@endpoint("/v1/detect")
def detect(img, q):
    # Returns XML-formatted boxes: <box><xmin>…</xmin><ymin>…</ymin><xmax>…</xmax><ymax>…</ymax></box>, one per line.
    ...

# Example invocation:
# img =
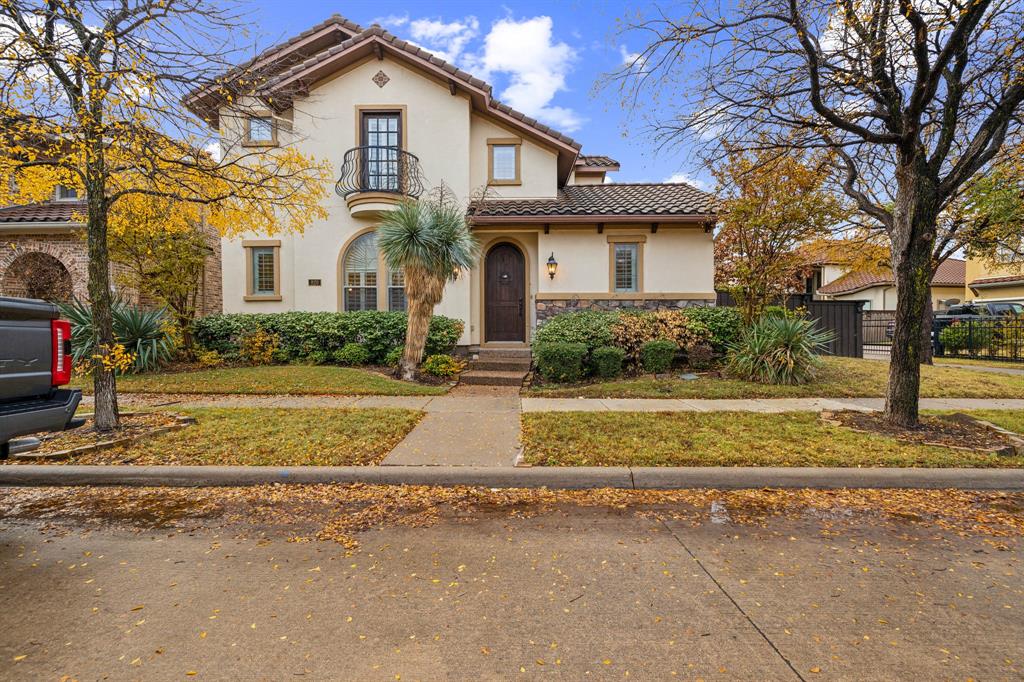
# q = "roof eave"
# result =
<box><xmin>471</xmin><ymin>213</ymin><xmax>717</xmax><ymax>225</ymax></box>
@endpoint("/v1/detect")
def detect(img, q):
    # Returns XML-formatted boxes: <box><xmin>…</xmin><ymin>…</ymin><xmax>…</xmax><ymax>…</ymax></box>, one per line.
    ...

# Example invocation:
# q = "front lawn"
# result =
<box><xmin>929</xmin><ymin>409</ymin><xmax>1024</xmax><ymax>435</ymax></box>
<box><xmin>527</xmin><ymin>356</ymin><xmax>1024</xmax><ymax>399</ymax></box>
<box><xmin>66</xmin><ymin>407</ymin><xmax>422</xmax><ymax>466</ymax></box>
<box><xmin>520</xmin><ymin>411</ymin><xmax>1024</xmax><ymax>467</ymax></box>
<box><xmin>933</xmin><ymin>357</ymin><xmax>1024</xmax><ymax>370</ymax></box>
<box><xmin>73</xmin><ymin>365</ymin><xmax>448</xmax><ymax>396</ymax></box>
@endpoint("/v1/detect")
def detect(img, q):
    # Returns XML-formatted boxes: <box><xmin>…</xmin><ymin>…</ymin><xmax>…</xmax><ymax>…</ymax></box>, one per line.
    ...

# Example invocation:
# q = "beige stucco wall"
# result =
<box><xmin>832</xmin><ymin>285</ymin><xmax>965</xmax><ymax>311</ymax></box>
<box><xmin>965</xmin><ymin>257</ymin><xmax>1024</xmax><ymax>302</ymax></box>
<box><xmin>567</xmin><ymin>170</ymin><xmax>606</xmax><ymax>185</ymax></box>
<box><xmin>469</xmin><ymin>114</ymin><xmax>558</xmax><ymax>198</ymax></box>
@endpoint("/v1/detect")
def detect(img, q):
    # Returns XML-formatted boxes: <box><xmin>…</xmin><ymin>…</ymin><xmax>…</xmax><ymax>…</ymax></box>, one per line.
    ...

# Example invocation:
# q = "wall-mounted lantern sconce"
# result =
<box><xmin>546</xmin><ymin>252</ymin><xmax>558</xmax><ymax>280</ymax></box>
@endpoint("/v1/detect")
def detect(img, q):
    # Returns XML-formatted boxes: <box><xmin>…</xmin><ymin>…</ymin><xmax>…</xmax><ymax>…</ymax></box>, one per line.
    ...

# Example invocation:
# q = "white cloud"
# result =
<box><xmin>619</xmin><ymin>45</ymin><xmax>642</xmax><ymax>67</ymax></box>
<box><xmin>664</xmin><ymin>172</ymin><xmax>710</xmax><ymax>190</ymax></box>
<box><xmin>474</xmin><ymin>16</ymin><xmax>583</xmax><ymax>132</ymax></box>
<box><xmin>204</xmin><ymin>141</ymin><xmax>222</xmax><ymax>162</ymax></box>
<box><xmin>372</xmin><ymin>14</ymin><xmax>409</xmax><ymax>28</ymax></box>
<box><xmin>402</xmin><ymin>16</ymin><xmax>480</xmax><ymax>64</ymax></box>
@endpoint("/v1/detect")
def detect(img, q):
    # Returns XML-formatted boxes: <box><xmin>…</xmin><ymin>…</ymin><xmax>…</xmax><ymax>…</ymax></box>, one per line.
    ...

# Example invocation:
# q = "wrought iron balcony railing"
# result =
<box><xmin>334</xmin><ymin>146</ymin><xmax>426</xmax><ymax>199</ymax></box>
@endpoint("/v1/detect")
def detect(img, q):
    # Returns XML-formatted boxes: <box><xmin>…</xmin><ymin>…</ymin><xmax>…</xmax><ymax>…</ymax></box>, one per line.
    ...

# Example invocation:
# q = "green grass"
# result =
<box><xmin>73</xmin><ymin>365</ymin><xmax>448</xmax><ymax>396</ymax></box>
<box><xmin>527</xmin><ymin>357</ymin><xmax>1024</xmax><ymax>399</ymax></box>
<box><xmin>521</xmin><ymin>411</ymin><xmax>1024</xmax><ymax>468</ymax></box>
<box><xmin>73</xmin><ymin>407</ymin><xmax>423</xmax><ymax>466</ymax></box>
<box><xmin>933</xmin><ymin>357</ymin><xmax>1024</xmax><ymax>370</ymax></box>
<box><xmin>926</xmin><ymin>409</ymin><xmax>1024</xmax><ymax>435</ymax></box>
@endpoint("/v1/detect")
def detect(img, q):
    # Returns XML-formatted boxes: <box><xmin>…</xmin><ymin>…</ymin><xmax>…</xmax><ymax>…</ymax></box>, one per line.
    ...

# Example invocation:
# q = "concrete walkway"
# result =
<box><xmin>94</xmin><ymin>393</ymin><xmax>1024</xmax><ymax>414</ymax></box>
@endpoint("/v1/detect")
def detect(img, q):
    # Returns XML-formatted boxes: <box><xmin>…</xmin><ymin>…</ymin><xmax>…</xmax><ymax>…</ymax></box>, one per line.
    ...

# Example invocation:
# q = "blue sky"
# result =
<box><xmin>247</xmin><ymin>0</ymin><xmax>710</xmax><ymax>188</ymax></box>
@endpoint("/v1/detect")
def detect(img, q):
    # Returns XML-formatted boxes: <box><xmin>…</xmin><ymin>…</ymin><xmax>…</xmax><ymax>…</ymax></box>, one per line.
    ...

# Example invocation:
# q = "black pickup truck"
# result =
<box><xmin>0</xmin><ymin>296</ymin><xmax>82</xmax><ymax>457</ymax></box>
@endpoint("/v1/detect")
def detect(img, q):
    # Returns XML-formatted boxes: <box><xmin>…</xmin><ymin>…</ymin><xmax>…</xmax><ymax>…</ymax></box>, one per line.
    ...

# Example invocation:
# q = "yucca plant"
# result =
<box><xmin>378</xmin><ymin>189</ymin><xmax>479</xmax><ymax>381</ymax></box>
<box><xmin>726</xmin><ymin>315</ymin><xmax>835</xmax><ymax>385</ymax></box>
<box><xmin>59</xmin><ymin>298</ymin><xmax>175</xmax><ymax>373</ymax></box>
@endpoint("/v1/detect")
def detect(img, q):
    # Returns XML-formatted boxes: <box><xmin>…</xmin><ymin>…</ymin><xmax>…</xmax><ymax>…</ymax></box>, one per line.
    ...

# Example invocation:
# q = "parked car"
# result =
<box><xmin>884</xmin><ymin>301</ymin><xmax>1024</xmax><ymax>340</ymax></box>
<box><xmin>1</xmin><ymin>296</ymin><xmax>83</xmax><ymax>457</ymax></box>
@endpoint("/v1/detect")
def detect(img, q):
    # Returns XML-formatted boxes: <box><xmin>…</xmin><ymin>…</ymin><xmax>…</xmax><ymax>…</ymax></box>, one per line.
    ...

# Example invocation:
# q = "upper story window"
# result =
<box><xmin>246</xmin><ymin>115</ymin><xmax>276</xmax><ymax>145</ymax></box>
<box><xmin>360</xmin><ymin>110</ymin><xmax>402</xmax><ymax>192</ymax></box>
<box><xmin>488</xmin><ymin>138</ymin><xmax>521</xmax><ymax>185</ymax></box>
<box><xmin>55</xmin><ymin>185</ymin><xmax>79</xmax><ymax>201</ymax></box>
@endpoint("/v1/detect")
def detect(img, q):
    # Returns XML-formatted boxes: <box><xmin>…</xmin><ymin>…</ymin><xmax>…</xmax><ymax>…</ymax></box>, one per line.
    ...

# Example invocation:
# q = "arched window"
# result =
<box><xmin>343</xmin><ymin>232</ymin><xmax>378</xmax><ymax>311</ymax></box>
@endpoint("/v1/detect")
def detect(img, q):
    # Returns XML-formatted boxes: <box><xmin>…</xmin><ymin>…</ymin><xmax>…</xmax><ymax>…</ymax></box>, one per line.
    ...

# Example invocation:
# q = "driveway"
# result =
<box><xmin>1</xmin><ymin>487</ymin><xmax>1021</xmax><ymax>680</ymax></box>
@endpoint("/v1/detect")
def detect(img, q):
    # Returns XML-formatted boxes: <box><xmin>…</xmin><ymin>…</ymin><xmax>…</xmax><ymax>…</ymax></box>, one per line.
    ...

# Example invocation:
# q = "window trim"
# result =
<box><xmin>338</xmin><ymin>228</ymin><xmax>406</xmax><ymax>312</ymax></box>
<box><xmin>607</xmin><ymin>234</ymin><xmax>646</xmax><ymax>293</ymax></box>
<box><xmin>243</xmin><ymin>112</ymin><xmax>278</xmax><ymax>147</ymax></box>
<box><xmin>243</xmin><ymin>239</ymin><xmax>282</xmax><ymax>301</ymax></box>
<box><xmin>54</xmin><ymin>185</ymin><xmax>80</xmax><ymax>202</ymax></box>
<box><xmin>487</xmin><ymin>137</ymin><xmax>522</xmax><ymax>186</ymax></box>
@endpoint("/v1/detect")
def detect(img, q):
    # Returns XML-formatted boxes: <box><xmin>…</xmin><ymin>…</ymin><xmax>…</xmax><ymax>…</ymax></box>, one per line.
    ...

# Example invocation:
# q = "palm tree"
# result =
<box><xmin>378</xmin><ymin>189</ymin><xmax>479</xmax><ymax>381</ymax></box>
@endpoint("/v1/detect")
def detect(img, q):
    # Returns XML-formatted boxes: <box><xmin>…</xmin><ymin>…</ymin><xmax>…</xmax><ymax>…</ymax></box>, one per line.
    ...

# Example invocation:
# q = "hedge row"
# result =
<box><xmin>193</xmin><ymin>311</ymin><xmax>463</xmax><ymax>364</ymax></box>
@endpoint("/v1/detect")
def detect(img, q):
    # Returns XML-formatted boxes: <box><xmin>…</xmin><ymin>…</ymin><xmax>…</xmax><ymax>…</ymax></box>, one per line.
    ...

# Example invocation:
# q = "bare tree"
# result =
<box><xmin>609</xmin><ymin>0</ymin><xmax>1024</xmax><ymax>426</ymax></box>
<box><xmin>0</xmin><ymin>1</ymin><xmax>330</xmax><ymax>430</ymax></box>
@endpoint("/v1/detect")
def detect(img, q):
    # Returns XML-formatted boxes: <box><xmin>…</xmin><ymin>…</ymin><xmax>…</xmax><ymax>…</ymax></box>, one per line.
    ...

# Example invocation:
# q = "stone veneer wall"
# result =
<box><xmin>535</xmin><ymin>296</ymin><xmax>715</xmax><ymax>325</ymax></box>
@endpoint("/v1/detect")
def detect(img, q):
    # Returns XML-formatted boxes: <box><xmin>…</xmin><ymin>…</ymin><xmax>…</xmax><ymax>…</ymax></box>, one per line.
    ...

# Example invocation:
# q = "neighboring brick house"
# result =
<box><xmin>0</xmin><ymin>189</ymin><xmax>222</xmax><ymax>315</ymax></box>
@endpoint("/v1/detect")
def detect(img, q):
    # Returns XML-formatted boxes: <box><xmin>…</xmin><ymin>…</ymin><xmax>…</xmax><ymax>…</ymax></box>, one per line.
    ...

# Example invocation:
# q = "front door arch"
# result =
<box><xmin>484</xmin><ymin>243</ymin><xmax>526</xmax><ymax>342</ymax></box>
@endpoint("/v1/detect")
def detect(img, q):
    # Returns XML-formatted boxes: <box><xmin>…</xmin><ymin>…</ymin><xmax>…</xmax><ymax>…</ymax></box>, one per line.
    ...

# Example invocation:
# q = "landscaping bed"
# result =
<box><xmin>527</xmin><ymin>356</ymin><xmax>1024</xmax><ymax>399</ymax></box>
<box><xmin>10</xmin><ymin>407</ymin><xmax>422</xmax><ymax>466</ymax></box>
<box><xmin>520</xmin><ymin>411</ymin><xmax>1024</xmax><ymax>468</ymax></box>
<box><xmin>823</xmin><ymin>411</ymin><xmax>1024</xmax><ymax>455</ymax></box>
<box><xmin>72</xmin><ymin>365</ymin><xmax>448</xmax><ymax>396</ymax></box>
<box><xmin>4</xmin><ymin>412</ymin><xmax>191</xmax><ymax>462</ymax></box>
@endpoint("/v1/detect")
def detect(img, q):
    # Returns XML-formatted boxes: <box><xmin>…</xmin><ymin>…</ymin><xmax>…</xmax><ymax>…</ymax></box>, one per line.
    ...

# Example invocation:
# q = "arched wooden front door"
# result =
<box><xmin>484</xmin><ymin>243</ymin><xmax>526</xmax><ymax>342</ymax></box>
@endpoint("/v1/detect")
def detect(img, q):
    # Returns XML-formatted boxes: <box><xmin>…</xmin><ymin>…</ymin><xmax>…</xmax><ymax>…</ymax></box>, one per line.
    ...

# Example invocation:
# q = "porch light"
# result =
<box><xmin>546</xmin><ymin>252</ymin><xmax>558</xmax><ymax>279</ymax></box>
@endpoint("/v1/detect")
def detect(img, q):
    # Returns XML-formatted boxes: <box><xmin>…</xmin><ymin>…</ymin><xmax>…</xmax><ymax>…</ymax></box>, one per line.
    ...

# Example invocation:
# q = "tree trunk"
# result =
<box><xmin>884</xmin><ymin>162</ymin><xmax>939</xmax><ymax>428</ymax></box>
<box><xmin>85</xmin><ymin>166</ymin><xmax>119</xmax><ymax>431</ymax></box>
<box><xmin>400</xmin><ymin>294</ymin><xmax>434</xmax><ymax>381</ymax></box>
<box><xmin>920</xmin><ymin>295</ymin><xmax>934</xmax><ymax>365</ymax></box>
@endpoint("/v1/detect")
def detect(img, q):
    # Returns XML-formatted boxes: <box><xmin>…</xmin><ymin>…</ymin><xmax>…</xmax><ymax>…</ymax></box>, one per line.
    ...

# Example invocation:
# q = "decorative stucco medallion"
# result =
<box><xmin>372</xmin><ymin>70</ymin><xmax>390</xmax><ymax>88</ymax></box>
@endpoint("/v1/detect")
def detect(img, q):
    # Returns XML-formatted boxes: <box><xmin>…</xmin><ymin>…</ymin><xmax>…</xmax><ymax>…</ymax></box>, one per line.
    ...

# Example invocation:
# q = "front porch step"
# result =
<box><xmin>459</xmin><ymin>370</ymin><xmax>528</xmax><ymax>387</ymax></box>
<box><xmin>467</xmin><ymin>358</ymin><xmax>532</xmax><ymax>372</ymax></box>
<box><xmin>473</xmin><ymin>347</ymin><xmax>532</xmax><ymax>359</ymax></box>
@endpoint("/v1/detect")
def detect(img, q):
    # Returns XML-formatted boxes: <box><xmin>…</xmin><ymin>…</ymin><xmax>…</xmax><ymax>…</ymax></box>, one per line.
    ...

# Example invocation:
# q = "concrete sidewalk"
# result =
<box><xmin>2</xmin><ymin>464</ymin><xmax>1023</xmax><ymax>490</ymax></box>
<box><xmin>90</xmin><ymin>393</ymin><xmax>1024</xmax><ymax>413</ymax></box>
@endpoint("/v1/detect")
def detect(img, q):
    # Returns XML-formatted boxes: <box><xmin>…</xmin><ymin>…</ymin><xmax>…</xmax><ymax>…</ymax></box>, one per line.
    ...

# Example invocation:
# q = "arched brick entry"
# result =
<box><xmin>0</xmin><ymin>242</ymin><xmax>86</xmax><ymax>301</ymax></box>
<box><xmin>1</xmin><ymin>252</ymin><xmax>74</xmax><ymax>302</ymax></box>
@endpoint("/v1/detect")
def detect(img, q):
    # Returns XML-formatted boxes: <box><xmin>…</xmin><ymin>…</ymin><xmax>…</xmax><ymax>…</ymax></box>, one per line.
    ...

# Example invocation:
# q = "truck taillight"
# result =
<box><xmin>51</xmin><ymin>319</ymin><xmax>72</xmax><ymax>386</ymax></box>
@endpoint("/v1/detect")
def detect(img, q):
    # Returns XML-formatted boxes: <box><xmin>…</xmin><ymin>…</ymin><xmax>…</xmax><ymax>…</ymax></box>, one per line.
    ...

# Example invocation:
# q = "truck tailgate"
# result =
<box><xmin>0</xmin><ymin>297</ymin><xmax>58</xmax><ymax>401</ymax></box>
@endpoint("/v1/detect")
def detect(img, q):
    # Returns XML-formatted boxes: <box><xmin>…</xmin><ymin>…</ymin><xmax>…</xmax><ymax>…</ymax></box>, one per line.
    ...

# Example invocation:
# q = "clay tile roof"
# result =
<box><xmin>472</xmin><ymin>182</ymin><xmax>719</xmax><ymax>221</ymax></box>
<box><xmin>576</xmin><ymin>155</ymin><xmax>620</xmax><ymax>168</ymax></box>
<box><xmin>260</xmin><ymin>25</ymin><xmax>582</xmax><ymax>151</ymax></box>
<box><xmin>818</xmin><ymin>258</ymin><xmax>966</xmax><ymax>295</ymax></box>
<box><xmin>969</xmin><ymin>274</ymin><xmax>1024</xmax><ymax>286</ymax></box>
<box><xmin>0</xmin><ymin>201</ymin><xmax>86</xmax><ymax>224</ymax></box>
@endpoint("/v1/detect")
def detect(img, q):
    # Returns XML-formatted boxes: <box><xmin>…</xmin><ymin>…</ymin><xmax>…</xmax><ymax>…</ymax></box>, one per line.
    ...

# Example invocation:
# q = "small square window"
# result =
<box><xmin>56</xmin><ymin>185</ymin><xmax>79</xmax><ymax>201</ymax></box>
<box><xmin>248</xmin><ymin>116</ymin><xmax>274</xmax><ymax>143</ymax></box>
<box><xmin>490</xmin><ymin>144</ymin><xmax>519</xmax><ymax>183</ymax></box>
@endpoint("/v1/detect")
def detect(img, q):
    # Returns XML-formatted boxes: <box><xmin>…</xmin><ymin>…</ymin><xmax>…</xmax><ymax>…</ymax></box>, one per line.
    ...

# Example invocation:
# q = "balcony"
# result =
<box><xmin>335</xmin><ymin>146</ymin><xmax>426</xmax><ymax>218</ymax></box>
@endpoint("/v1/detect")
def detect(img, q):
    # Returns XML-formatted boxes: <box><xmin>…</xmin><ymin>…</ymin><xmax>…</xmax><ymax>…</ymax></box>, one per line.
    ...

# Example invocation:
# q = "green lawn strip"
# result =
<box><xmin>72</xmin><ymin>365</ymin><xmax>447</xmax><ymax>396</ymax></box>
<box><xmin>73</xmin><ymin>407</ymin><xmax>423</xmax><ymax>466</ymax></box>
<box><xmin>520</xmin><ymin>411</ymin><xmax>1024</xmax><ymax>468</ymax></box>
<box><xmin>924</xmin><ymin>409</ymin><xmax>1024</xmax><ymax>435</ymax></box>
<box><xmin>527</xmin><ymin>357</ymin><xmax>1024</xmax><ymax>399</ymax></box>
<box><xmin>933</xmin><ymin>357</ymin><xmax>1024</xmax><ymax>370</ymax></box>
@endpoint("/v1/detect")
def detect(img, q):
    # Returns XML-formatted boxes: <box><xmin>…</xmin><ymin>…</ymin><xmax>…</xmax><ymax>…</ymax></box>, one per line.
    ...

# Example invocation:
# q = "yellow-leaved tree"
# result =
<box><xmin>0</xmin><ymin>1</ymin><xmax>331</xmax><ymax>430</ymax></box>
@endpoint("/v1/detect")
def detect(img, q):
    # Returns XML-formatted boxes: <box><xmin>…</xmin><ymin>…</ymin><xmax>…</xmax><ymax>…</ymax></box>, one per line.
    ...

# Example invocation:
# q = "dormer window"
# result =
<box><xmin>246</xmin><ymin>115</ymin><xmax>276</xmax><ymax>145</ymax></box>
<box><xmin>488</xmin><ymin>138</ymin><xmax>521</xmax><ymax>185</ymax></box>
<box><xmin>55</xmin><ymin>185</ymin><xmax>79</xmax><ymax>201</ymax></box>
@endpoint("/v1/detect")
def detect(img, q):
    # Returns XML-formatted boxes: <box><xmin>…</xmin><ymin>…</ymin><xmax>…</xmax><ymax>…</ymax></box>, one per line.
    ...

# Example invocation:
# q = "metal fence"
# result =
<box><xmin>862</xmin><ymin>314</ymin><xmax>1024</xmax><ymax>362</ymax></box>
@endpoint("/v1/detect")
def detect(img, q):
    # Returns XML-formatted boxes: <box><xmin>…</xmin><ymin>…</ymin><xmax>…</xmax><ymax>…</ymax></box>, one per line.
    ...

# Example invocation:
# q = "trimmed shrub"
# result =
<box><xmin>333</xmin><ymin>343</ymin><xmax>370</xmax><ymax>366</ymax></box>
<box><xmin>534</xmin><ymin>310</ymin><xmax>617</xmax><ymax>353</ymax></box>
<box><xmin>60</xmin><ymin>298</ymin><xmax>174</xmax><ymax>374</ymax></box>
<box><xmin>591</xmin><ymin>346</ymin><xmax>625</xmax><ymax>378</ymax></box>
<box><xmin>238</xmin><ymin>328</ymin><xmax>279</xmax><ymax>365</ymax></box>
<box><xmin>611</xmin><ymin>310</ymin><xmax>660</xmax><ymax>367</ymax></box>
<box><xmin>640</xmin><ymin>339</ymin><xmax>677</xmax><ymax>374</ymax></box>
<box><xmin>196</xmin><ymin>349</ymin><xmax>224</xmax><ymax>368</ymax></box>
<box><xmin>421</xmin><ymin>354</ymin><xmax>466</xmax><ymax>378</ymax></box>
<box><xmin>304</xmin><ymin>350</ymin><xmax>331</xmax><ymax>365</ymax></box>
<box><xmin>939</xmin><ymin>320</ymin><xmax>994</xmax><ymax>354</ymax></box>
<box><xmin>682</xmin><ymin>306</ymin><xmax>742</xmax><ymax>352</ymax></box>
<box><xmin>534</xmin><ymin>342</ymin><xmax>588</xmax><ymax>383</ymax></box>
<box><xmin>726</xmin><ymin>316</ymin><xmax>834</xmax><ymax>385</ymax></box>
<box><xmin>384</xmin><ymin>347</ymin><xmax>403</xmax><ymax>367</ymax></box>
<box><xmin>192</xmin><ymin>311</ymin><xmax>463</xmax><ymax>363</ymax></box>
<box><xmin>685</xmin><ymin>342</ymin><xmax>715</xmax><ymax>371</ymax></box>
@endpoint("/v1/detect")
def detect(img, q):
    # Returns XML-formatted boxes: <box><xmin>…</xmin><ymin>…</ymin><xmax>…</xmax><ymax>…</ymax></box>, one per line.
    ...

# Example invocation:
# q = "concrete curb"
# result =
<box><xmin>1</xmin><ymin>465</ymin><xmax>1023</xmax><ymax>490</ymax></box>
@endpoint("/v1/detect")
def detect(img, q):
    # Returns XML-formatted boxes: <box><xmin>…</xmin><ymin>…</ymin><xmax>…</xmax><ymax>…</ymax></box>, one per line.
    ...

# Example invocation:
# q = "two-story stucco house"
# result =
<box><xmin>187</xmin><ymin>15</ymin><xmax>717</xmax><ymax>350</ymax></box>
